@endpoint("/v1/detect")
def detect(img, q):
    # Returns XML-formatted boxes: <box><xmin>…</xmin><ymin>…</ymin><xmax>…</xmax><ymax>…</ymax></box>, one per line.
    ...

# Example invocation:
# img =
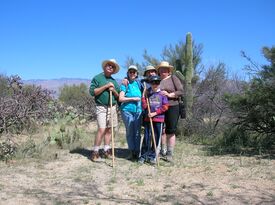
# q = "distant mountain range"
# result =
<box><xmin>23</xmin><ymin>78</ymin><xmax>91</xmax><ymax>97</ymax></box>
<box><xmin>23</xmin><ymin>77</ymin><xmax>122</xmax><ymax>98</ymax></box>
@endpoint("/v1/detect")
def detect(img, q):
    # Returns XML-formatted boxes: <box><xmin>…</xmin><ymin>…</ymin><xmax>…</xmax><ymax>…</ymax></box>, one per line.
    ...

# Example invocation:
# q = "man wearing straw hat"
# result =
<box><xmin>89</xmin><ymin>59</ymin><xmax>120</xmax><ymax>162</ymax></box>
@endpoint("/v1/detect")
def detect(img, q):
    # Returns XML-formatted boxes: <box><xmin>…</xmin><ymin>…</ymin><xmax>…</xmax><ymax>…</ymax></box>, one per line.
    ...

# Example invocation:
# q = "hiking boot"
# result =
<box><xmin>133</xmin><ymin>152</ymin><xmax>139</xmax><ymax>160</ymax></box>
<box><xmin>166</xmin><ymin>154</ymin><xmax>174</xmax><ymax>163</ymax></box>
<box><xmin>149</xmin><ymin>158</ymin><xmax>156</xmax><ymax>165</ymax></box>
<box><xmin>126</xmin><ymin>151</ymin><xmax>133</xmax><ymax>160</ymax></box>
<box><xmin>160</xmin><ymin>151</ymin><xmax>167</xmax><ymax>160</ymax></box>
<box><xmin>160</xmin><ymin>149</ymin><xmax>167</xmax><ymax>157</ymax></box>
<box><xmin>90</xmin><ymin>151</ymin><xmax>100</xmax><ymax>162</ymax></box>
<box><xmin>103</xmin><ymin>149</ymin><xmax>112</xmax><ymax>159</ymax></box>
<box><xmin>138</xmin><ymin>157</ymin><xmax>145</xmax><ymax>164</ymax></box>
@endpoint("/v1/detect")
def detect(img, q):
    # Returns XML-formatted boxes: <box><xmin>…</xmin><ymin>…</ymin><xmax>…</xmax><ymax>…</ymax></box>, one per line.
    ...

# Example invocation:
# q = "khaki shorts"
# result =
<box><xmin>96</xmin><ymin>105</ymin><xmax>118</xmax><ymax>128</ymax></box>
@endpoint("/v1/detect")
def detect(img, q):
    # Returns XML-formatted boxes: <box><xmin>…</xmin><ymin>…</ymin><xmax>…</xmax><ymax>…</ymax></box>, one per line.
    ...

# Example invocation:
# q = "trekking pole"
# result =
<box><xmin>144</xmin><ymin>84</ymin><xmax>159</xmax><ymax>166</ymax></box>
<box><xmin>139</xmin><ymin>134</ymin><xmax>144</xmax><ymax>158</ymax></box>
<box><xmin>110</xmin><ymin>90</ymin><xmax>115</xmax><ymax>167</ymax></box>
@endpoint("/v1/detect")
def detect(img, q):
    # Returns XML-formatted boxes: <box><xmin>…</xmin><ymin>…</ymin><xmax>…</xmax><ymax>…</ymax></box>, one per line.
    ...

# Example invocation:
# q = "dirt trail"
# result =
<box><xmin>0</xmin><ymin>144</ymin><xmax>275</xmax><ymax>205</ymax></box>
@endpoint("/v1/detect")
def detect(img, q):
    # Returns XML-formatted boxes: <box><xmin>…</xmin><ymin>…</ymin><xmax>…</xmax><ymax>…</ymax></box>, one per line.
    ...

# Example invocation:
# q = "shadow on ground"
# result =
<box><xmin>69</xmin><ymin>147</ymin><xmax>131</xmax><ymax>160</ymax></box>
<box><xmin>202</xmin><ymin>145</ymin><xmax>275</xmax><ymax>160</ymax></box>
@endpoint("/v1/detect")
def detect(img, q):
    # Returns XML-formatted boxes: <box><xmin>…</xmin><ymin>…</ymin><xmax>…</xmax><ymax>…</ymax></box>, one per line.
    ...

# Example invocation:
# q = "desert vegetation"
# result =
<box><xmin>1</xmin><ymin>40</ymin><xmax>274</xmax><ymax>161</ymax></box>
<box><xmin>0</xmin><ymin>37</ymin><xmax>274</xmax><ymax>204</ymax></box>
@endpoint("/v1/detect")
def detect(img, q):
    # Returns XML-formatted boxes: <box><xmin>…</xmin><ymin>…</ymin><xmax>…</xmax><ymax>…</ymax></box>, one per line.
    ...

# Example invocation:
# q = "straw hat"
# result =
<box><xmin>102</xmin><ymin>59</ymin><xmax>120</xmax><ymax>74</ymax></box>
<box><xmin>156</xmin><ymin>61</ymin><xmax>174</xmax><ymax>72</ymax></box>
<box><xmin>143</xmin><ymin>65</ymin><xmax>157</xmax><ymax>76</ymax></box>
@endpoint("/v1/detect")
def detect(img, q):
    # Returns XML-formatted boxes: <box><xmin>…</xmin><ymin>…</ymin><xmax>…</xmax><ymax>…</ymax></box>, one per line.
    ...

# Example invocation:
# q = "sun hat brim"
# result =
<box><xmin>156</xmin><ymin>65</ymin><xmax>174</xmax><ymax>71</ymax></box>
<box><xmin>156</xmin><ymin>61</ymin><xmax>174</xmax><ymax>72</ymax></box>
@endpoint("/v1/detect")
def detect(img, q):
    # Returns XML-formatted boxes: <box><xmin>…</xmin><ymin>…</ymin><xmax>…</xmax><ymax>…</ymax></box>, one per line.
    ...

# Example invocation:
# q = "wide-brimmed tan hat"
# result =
<box><xmin>102</xmin><ymin>59</ymin><xmax>120</xmax><ymax>74</ymax></box>
<box><xmin>143</xmin><ymin>65</ymin><xmax>157</xmax><ymax>76</ymax></box>
<box><xmin>156</xmin><ymin>61</ymin><xmax>174</xmax><ymax>72</ymax></box>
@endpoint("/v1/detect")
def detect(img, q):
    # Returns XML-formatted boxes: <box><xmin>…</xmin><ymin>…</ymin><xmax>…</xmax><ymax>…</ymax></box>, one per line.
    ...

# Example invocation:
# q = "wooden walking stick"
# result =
<box><xmin>144</xmin><ymin>83</ymin><xmax>159</xmax><ymax>166</ymax></box>
<box><xmin>139</xmin><ymin>134</ymin><xmax>144</xmax><ymax>158</ymax></box>
<box><xmin>110</xmin><ymin>90</ymin><xmax>115</xmax><ymax>167</ymax></box>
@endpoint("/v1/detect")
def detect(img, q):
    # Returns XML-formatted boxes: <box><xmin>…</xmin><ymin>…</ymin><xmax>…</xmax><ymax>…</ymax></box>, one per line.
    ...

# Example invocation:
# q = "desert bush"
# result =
<box><xmin>0</xmin><ymin>75</ymin><xmax>56</xmax><ymax>134</ymax></box>
<box><xmin>59</xmin><ymin>83</ymin><xmax>96</xmax><ymax>120</ymax></box>
<box><xmin>0</xmin><ymin>138</ymin><xmax>17</xmax><ymax>161</ymax></box>
<box><xmin>16</xmin><ymin>137</ymin><xmax>37</xmax><ymax>158</ymax></box>
<box><xmin>178</xmin><ymin>63</ymin><xmax>242</xmax><ymax>141</ymax></box>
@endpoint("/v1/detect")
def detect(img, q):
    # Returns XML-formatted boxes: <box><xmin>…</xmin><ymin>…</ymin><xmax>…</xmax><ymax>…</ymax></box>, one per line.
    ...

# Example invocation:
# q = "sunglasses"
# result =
<box><xmin>128</xmin><ymin>70</ymin><xmax>137</xmax><ymax>74</ymax></box>
<box><xmin>151</xmin><ymin>81</ymin><xmax>160</xmax><ymax>85</ymax></box>
<box><xmin>106</xmin><ymin>64</ymin><xmax>115</xmax><ymax>69</ymax></box>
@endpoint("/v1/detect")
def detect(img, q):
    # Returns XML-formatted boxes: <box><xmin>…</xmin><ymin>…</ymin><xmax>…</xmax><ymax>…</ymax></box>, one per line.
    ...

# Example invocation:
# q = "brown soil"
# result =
<box><xmin>0</xmin><ymin>124</ymin><xmax>274</xmax><ymax>205</ymax></box>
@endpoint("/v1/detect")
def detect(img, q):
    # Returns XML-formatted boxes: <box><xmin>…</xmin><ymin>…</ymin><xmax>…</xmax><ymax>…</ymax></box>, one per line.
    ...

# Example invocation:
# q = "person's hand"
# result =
<box><xmin>132</xmin><ymin>97</ymin><xmax>141</xmax><ymax>102</ymax></box>
<box><xmin>108</xmin><ymin>86</ymin><xmax>115</xmax><ymax>92</ymax></box>
<box><xmin>148</xmin><ymin>112</ymin><xmax>157</xmax><ymax>118</ymax></box>
<box><xmin>122</xmin><ymin>78</ymin><xmax>129</xmax><ymax>86</ymax></box>
<box><xmin>106</xmin><ymin>82</ymin><xmax>114</xmax><ymax>89</ymax></box>
<box><xmin>160</xmin><ymin>90</ymin><xmax>169</xmax><ymax>96</ymax></box>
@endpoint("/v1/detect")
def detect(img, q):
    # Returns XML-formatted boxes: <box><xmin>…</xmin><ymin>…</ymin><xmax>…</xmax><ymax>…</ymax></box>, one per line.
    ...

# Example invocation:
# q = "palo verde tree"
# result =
<box><xmin>124</xmin><ymin>33</ymin><xmax>203</xmax><ymax>80</ymax></box>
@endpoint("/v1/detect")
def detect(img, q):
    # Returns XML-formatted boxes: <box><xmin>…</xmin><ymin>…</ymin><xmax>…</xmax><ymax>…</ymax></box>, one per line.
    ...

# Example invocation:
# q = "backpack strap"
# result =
<box><xmin>171</xmin><ymin>75</ymin><xmax>184</xmax><ymax>101</ymax></box>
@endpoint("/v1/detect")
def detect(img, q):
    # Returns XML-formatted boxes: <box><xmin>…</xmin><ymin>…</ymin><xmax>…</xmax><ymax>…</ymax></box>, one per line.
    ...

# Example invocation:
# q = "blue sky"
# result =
<box><xmin>0</xmin><ymin>0</ymin><xmax>274</xmax><ymax>80</ymax></box>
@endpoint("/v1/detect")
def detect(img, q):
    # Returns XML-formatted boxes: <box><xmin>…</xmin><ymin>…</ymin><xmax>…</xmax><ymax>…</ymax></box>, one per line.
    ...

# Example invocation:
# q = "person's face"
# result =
<box><xmin>104</xmin><ymin>63</ymin><xmax>115</xmax><ymax>76</ymax></box>
<box><xmin>158</xmin><ymin>67</ymin><xmax>170</xmax><ymax>79</ymax></box>
<box><xmin>150</xmin><ymin>80</ymin><xmax>160</xmax><ymax>91</ymax></box>
<box><xmin>128</xmin><ymin>69</ymin><xmax>137</xmax><ymax>80</ymax></box>
<box><xmin>146</xmin><ymin>70</ymin><xmax>157</xmax><ymax>77</ymax></box>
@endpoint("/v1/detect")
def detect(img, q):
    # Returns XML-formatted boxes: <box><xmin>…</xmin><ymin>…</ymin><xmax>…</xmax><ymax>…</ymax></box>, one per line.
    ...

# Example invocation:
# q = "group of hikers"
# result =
<box><xmin>89</xmin><ymin>59</ymin><xmax>184</xmax><ymax>165</ymax></box>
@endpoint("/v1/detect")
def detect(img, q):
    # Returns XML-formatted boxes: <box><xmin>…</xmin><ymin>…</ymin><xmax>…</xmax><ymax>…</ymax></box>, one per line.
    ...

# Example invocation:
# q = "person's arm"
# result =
<box><xmin>141</xmin><ymin>96</ymin><xmax>147</xmax><ymax>110</ymax></box>
<box><xmin>174</xmin><ymin>76</ymin><xmax>184</xmax><ymax>97</ymax></box>
<box><xmin>121</xmin><ymin>78</ymin><xmax>129</xmax><ymax>86</ymax></box>
<box><xmin>161</xmin><ymin>90</ymin><xmax>177</xmax><ymax>99</ymax></box>
<box><xmin>161</xmin><ymin>75</ymin><xmax>183</xmax><ymax>99</ymax></box>
<box><xmin>149</xmin><ymin>95</ymin><xmax>169</xmax><ymax>118</ymax></box>
<box><xmin>94</xmin><ymin>82</ymin><xmax>113</xmax><ymax>96</ymax></box>
<box><xmin>119</xmin><ymin>91</ymin><xmax>140</xmax><ymax>102</ymax></box>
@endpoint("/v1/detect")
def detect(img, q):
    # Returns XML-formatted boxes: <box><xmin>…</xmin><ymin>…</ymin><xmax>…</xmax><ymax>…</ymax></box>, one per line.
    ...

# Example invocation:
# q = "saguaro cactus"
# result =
<box><xmin>175</xmin><ymin>59</ymin><xmax>185</xmax><ymax>83</ymax></box>
<box><xmin>185</xmin><ymin>32</ymin><xmax>194</xmax><ymax>119</ymax></box>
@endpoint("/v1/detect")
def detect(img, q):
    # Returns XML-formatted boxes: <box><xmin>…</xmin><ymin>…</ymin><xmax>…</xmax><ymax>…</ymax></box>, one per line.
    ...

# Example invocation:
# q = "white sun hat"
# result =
<box><xmin>102</xmin><ymin>59</ymin><xmax>120</xmax><ymax>74</ymax></box>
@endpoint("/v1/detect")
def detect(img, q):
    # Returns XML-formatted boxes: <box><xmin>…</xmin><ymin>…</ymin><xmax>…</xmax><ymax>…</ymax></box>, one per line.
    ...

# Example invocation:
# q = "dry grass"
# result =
<box><xmin>0</xmin><ymin>121</ymin><xmax>275</xmax><ymax>205</ymax></box>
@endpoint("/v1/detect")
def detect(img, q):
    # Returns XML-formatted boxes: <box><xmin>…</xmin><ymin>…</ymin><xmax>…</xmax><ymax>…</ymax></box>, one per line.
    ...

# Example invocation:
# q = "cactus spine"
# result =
<box><xmin>185</xmin><ymin>32</ymin><xmax>193</xmax><ymax>119</ymax></box>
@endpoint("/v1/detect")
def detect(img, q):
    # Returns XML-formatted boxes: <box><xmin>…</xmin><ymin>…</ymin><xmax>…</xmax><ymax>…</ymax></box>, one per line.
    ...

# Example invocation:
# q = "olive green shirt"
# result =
<box><xmin>90</xmin><ymin>72</ymin><xmax>120</xmax><ymax>106</ymax></box>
